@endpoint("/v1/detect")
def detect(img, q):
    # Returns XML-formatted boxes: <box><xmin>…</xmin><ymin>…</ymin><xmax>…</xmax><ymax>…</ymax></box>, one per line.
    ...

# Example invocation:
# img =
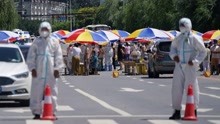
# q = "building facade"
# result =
<box><xmin>15</xmin><ymin>0</ymin><xmax>68</xmax><ymax>20</ymax></box>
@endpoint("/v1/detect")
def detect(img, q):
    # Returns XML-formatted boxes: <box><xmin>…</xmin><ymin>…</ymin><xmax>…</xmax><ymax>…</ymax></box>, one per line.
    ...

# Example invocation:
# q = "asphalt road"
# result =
<box><xmin>0</xmin><ymin>71</ymin><xmax>220</xmax><ymax>124</ymax></box>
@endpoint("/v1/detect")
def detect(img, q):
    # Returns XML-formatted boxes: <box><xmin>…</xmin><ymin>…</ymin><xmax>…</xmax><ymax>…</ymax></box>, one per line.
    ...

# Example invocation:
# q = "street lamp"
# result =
<box><xmin>69</xmin><ymin>0</ymin><xmax>72</xmax><ymax>31</ymax></box>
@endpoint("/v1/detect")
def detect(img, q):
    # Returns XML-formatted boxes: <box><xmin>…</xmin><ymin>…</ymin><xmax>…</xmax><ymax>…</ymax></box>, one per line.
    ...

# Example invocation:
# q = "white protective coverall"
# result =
<box><xmin>105</xmin><ymin>43</ymin><xmax>113</xmax><ymax>71</ymax></box>
<box><xmin>27</xmin><ymin>22</ymin><xmax>64</xmax><ymax>115</ymax></box>
<box><xmin>169</xmin><ymin>18</ymin><xmax>206</xmax><ymax>110</ymax></box>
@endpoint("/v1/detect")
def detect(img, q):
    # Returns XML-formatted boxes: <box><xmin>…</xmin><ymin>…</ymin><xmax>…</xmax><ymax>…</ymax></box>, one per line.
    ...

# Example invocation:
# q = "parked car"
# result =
<box><xmin>19</xmin><ymin>44</ymin><xmax>31</xmax><ymax>60</ymax></box>
<box><xmin>147</xmin><ymin>40</ymin><xmax>175</xmax><ymax>78</ymax></box>
<box><xmin>0</xmin><ymin>44</ymin><xmax>31</xmax><ymax>106</ymax></box>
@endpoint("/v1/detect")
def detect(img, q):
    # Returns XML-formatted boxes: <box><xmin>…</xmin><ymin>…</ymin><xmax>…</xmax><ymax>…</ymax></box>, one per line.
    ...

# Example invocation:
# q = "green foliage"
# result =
<box><xmin>52</xmin><ymin>21</ymin><xmax>70</xmax><ymax>31</ymax></box>
<box><xmin>18</xmin><ymin>19</ymin><xmax>41</xmax><ymax>35</ymax></box>
<box><xmin>94</xmin><ymin>0</ymin><xmax>220</xmax><ymax>32</ymax></box>
<box><xmin>0</xmin><ymin>0</ymin><xmax>19</xmax><ymax>30</ymax></box>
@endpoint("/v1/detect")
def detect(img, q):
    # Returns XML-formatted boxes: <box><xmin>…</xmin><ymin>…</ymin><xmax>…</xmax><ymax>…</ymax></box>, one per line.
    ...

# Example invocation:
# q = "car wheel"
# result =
<box><xmin>18</xmin><ymin>100</ymin><xmax>30</xmax><ymax>107</ymax></box>
<box><xmin>148</xmin><ymin>69</ymin><xmax>154</xmax><ymax>78</ymax></box>
<box><xmin>154</xmin><ymin>72</ymin><xmax>159</xmax><ymax>78</ymax></box>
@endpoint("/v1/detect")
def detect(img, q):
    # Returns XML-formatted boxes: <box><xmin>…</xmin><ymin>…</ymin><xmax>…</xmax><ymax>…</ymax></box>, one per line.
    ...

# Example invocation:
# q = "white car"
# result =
<box><xmin>0</xmin><ymin>44</ymin><xmax>31</xmax><ymax>106</ymax></box>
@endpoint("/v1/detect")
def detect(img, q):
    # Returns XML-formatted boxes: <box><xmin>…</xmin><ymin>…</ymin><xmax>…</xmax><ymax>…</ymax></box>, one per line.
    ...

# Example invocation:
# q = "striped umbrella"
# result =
<box><xmin>192</xmin><ymin>30</ymin><xmax>203</xmax><ymax>36</ymax></box>
<box><xmin>0</xmin><ymin>31</ymin><xmax>19</xmax><ymax>42</ymax></box>
<box><xmin>64</xmin><ymin>29</ymin><xmax>92</xmax><ymax>43</ymax></box>
<box><xmin>75</xmin><ymin>31</ymin><xmax>109</xmax><ymax>45</ymax></box>
<box><xmin>96</xmin><ymin>30</ymin><xmax>119</xmax><ymax>42</ymax></box>
<box><xmin>202</xmin><ymin>30</ymin><xmax>220</xmax><ymax>41</ymax></box>
<box><xmin>168</xmin><ymin>30</ymin><xmax>180</xmax><ymax>37</ymax></box>
<box><xmin>111</xmin><ymin>30</ymin><xmax>130</xmax><ymax>38</ymax></box>
<box><xmin>126</xmin><ymin>28</ymin><xmax>172</xmax><ymax>41</ymax></box>
<box><xmin>52</xmin><ymin>30</ymin><xmax>70</xmax><ymax>40</ymax></box>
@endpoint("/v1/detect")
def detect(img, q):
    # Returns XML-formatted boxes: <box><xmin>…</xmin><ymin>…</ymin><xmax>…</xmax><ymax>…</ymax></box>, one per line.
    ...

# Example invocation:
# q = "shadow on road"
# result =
<box><xmin>0</xmin><ymin>118</ymin><xmax>28</xmax><ymax>122</ymax></box>
<box><xmin>0</xmin><ymin>102</ymin><xmax>28</xmax><ymax>108</ymax></box>
<box><xmin>141</xmin><ymin>76</ymin><xmax>173</xmax><ymax>79</ymax></box>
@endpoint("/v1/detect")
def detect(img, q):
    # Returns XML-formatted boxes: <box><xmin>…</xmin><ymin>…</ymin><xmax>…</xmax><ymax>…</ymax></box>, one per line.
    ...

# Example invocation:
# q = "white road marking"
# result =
<box><xmin>4</xmin><ymin>105</ymin><xmax>74</xmax><ymax>113</ymax></box>
<box><xmin>132</xmin><ymin>77</ymin><xmax>137</xmax><ymax>79</ymax></box>
<box><xmin>62</xmin><ymin>80</ymin><xmax>67</xmax><ymax>83</ymax></box>
<box><xmin>69</xmin><ymin>85</ymin><xmax>75</xmax><ymax>88</ymax></box>
<box><xmin>200</xmin><ymin>92</ymin><xmax>220</xmax><ymax>99</ymax></box>
<box><xmin>75</xmin><ymin>89</ymin><xmax>132</xmax><ymax>116</ymax></box>
<box><xmin>206</xmin><ymin>87</ymin><xmax>220</xmax><ymax>90</ymax></box>
<box><xmin>159</xmin><ymin>84</ymin><xmax>166</xmax><ymax>87</ymax></box>
<box><xmin>126</xmin><ymin>76</ymin><xmax>131</xmax><ymax>77</ymax></box>
<box><xmin>181</xmin><ymin>105</ymin><xmax>213</xmax><ymax>112</ymax></box>
<box><xmin>88</xmin><ymin>119</ymin><xmax>118</xmax><ymax>124</ymax></box>
<box><xmin>26</xmin><ymin>120</ymin><xmax>53</xmax><ymax>124</ymax></box>
<box><xmin>65</xmin><ymin>83</ymin><xmax>70</xmax><ymax>85</ymax></box>
<box><xmin>147</xmin><ymin>81</ymin><xmax>154</xmax><ymax>84</ymax></box>
<box><xmin>1</xmin><ymin>114</ymin><xmax>220</xmax><ymax>119</ymax></box>
<box><xmin>148</xmin><ymin>120</ymin><xmax>180</xmax><ymax>124</ymax></box>
<box><xmin>120</xmin><ymin>88</ymin><xmax>144</xmax><ymax>92</ymax></box>
<box><xmin>4</xmin><ymin>108</ymin><xmax>30</xmax><ymax>113</ymax></box>
<box><xmin>139</xmin><ymin>79</ymin><xmax>144</xmax><ymax>82</ymax></box>
<box><xmin>209</xmin><ymin>120</ymin><xmax>220</xmax><ymax>124</ymax></box>
<box><xmin>57</xmin><ymin>105</ymin><xmax>74</xmax><ymax>111</ymax></box>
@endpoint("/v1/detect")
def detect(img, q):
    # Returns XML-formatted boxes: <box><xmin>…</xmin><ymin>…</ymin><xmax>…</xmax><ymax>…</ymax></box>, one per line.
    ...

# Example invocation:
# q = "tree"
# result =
<box><xmin>18</xmin><ymin>19</ymin><xmax>42</xmax><ymax>35</ymax></box>
<box><xmin>52</xmin><ymin>21</ymin><xmax>70</xmax><ymax>31</ymax></box>
<box><xmin>0</xmin><ymin>0</ymin><xmax>19</xmax><ymax>30</ymax></box>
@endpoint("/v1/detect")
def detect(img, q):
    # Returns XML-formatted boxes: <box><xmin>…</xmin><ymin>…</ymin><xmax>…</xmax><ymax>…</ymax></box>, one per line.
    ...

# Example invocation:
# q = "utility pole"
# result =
<box><xmin>69</xmin><ymin>0</ymin><xmax>73</xmax><ymax>31</ymax></box>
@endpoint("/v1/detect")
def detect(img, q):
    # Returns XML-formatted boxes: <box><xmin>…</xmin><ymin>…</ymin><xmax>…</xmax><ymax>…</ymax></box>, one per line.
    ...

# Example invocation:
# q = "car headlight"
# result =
<box><xmin>14</xmin><ymin>72</ymin><xmax>29</xmax><ymax>78</ymax></box>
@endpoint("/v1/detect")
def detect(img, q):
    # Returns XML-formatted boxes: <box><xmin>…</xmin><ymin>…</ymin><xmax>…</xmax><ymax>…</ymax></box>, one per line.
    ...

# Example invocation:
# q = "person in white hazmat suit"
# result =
<box><xmin>27</xmin><ymin>22</ymin><xmax>64</xmax><ymax>119</ymax></box>
<box><xmin>105</xmin><ymin>43</ymin><xmax>113</xmax><ymax>71</ymax></box>
<box><xmin>169</xmin><ymin>18</ymin><xmax>207</xmax><ymax>120</ymax></box>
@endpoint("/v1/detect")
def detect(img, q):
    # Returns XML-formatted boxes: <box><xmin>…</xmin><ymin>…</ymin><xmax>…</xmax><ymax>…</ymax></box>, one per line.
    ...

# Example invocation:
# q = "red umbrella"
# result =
<box><xmin>202</xmin><ymin>30</ymin><xmax>220</xmax><ymax>41</ymax></box>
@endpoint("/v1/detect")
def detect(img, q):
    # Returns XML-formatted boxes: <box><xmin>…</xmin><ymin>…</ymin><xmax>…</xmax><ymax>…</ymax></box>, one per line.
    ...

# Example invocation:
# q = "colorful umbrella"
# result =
<box><xmin>126</xmin><ymin>28</ymin><xmax>172</xmax><ymax>41</ymax></box>
<box><xmin>192</xmin><ymin>30</ymin><xmax>203</xmax><ymax>36</ymax></box>
<box><xmin>111</xmin><ymin>30</ymin><xmax>130</xmax><ymax>38</ymax></box>
<box><xmin>53</xmin><ymin>30</ymin><xmax>70</xmax><ymax>36</ymax></box>
<box><xmin>168</xmin><ymin>30</ymin><xmax>180</xmax><ymax>37</ymax></box>
<box><xmin>96</xmin><ymin>30</ymin><xmax>119</xmax><ymax>42</ymax></box>
<box><xmin>0</xmin><ymin>31</ymin><xmax>19</xmax><ymax>42</ymax></box>
<box><xmin>202</xmin><ymin>30</ymin><xmax>220</xmax><ymax>41</ymax></box>
<box><xmin>52</xmin><ymin>30</ymin><xmax>70</xmax><ymax>40</ymax></box>
<box><xmin>64</xmin><ymin>29</ymin><xmax>92</xmax><ymax>43</ymax></box>
<box><xmin>75</xmin><ymin>31</ymin><xmax>109</xmax><ymax>45</ymax></box>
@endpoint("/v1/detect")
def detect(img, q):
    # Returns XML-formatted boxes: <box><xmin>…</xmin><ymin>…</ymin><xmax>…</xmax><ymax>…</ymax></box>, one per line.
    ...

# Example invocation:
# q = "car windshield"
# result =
<box><xmin>0</xmin><ymin>47</ymin><xmax>23</xmax><ymax>63</ymax></box>
<box><xmin>19</xmin><ymin>46</ymin><xmax>30</xmax><ymax>60</ymax></box>
<box><xmin>158</xmin><ymin>42</ymin><xmax>171</xmax><ymax>52</ymax></box>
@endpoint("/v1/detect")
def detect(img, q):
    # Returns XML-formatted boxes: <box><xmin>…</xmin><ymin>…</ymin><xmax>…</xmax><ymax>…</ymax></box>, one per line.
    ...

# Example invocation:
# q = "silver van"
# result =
<box><xmin>147</xmin><ymin>40</ymin><xmax>175</xmax><ymax>78</ymax></box>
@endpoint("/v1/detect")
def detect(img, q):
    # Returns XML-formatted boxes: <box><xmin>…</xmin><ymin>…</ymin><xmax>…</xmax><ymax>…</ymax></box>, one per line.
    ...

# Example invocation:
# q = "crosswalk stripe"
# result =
<box><xmin>75</xmin><ymin>89</ymin><xmax>132</xmax><ymax>116</ymax></box>
<box><xmin>200</xmin><ymin>92</ymin><xmax>220</xmax><ymax>99</ymax></box>
<box><xmin>206</xmin><ymin>87</ymin><xmax>220</xmax><ymax>90</ymax></box>
<box><xmin>69</xmin><ymin>85</ymin><xmax>75</xmax><ymax>88</ymax></box>
<box><xmin>88</xmin><ymin>119</ymin><xmax>118</xmax><ymax>124</ymax></box>
<box><xmin>139</xmin><ymin>79</ymin><xmax>144</xmax><ymax>82</ymax></box>
<box><xmin>26</xmin><ymin>120</ymin><xmax>53</xmax><ymax>124</ymax></box>
<box><xmin>209</xmin><ymin>120</ymin><xmax>220</xmax><ymax>124</ymax></box>
<box><xmin>148</xmin><ymin>120</ymin><xmax>181</xmax><ymax>124</ymax></box>
<box><xmin>147</xmin><ymin>81</ymin><xmax>154</xmax><ymax>84</ymax></box>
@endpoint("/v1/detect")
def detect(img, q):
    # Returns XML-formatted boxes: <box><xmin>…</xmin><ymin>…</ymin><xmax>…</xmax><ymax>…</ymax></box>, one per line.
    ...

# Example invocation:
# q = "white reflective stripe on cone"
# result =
<box><xmin>44</xmin><ymin>96</ymin><xmax>52</xmax><ymax>104</ymax></box>
<box><xmin>186</xmin><ymin>95</ymin><xmax>194</xmax><ymax>104</ymax></box>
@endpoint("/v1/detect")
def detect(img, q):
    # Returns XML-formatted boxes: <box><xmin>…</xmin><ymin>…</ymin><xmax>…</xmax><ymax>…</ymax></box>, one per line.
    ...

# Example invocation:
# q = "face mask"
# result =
<box><xmin>179</xmin><ymin>27</ymin><xmax>188</xmax><ymax>33</ymax></box>
<box><xmin>40</xmin><ymin>31</ymin><xmax>49</xmax><ymax>38</ymax></box>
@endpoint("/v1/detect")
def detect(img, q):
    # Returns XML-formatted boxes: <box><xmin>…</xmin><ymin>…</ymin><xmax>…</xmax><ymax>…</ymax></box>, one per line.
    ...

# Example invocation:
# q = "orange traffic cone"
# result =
<box><xmin>183</xmin><ymin>84</ymin><xmax>197</xmax><ymax>121</ymax></box>
<box><xmin>41</xmin><ymin>85</ymin><xmax>56</xmax><ymax>120</ymax></box>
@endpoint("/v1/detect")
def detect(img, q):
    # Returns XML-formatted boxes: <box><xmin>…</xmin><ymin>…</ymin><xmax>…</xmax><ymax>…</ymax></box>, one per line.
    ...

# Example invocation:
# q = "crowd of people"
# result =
<box><xmin>65</xmin><ymin>41</ymin><xmax>149</xmax><ymax>76</ymax></box>
<box><xmin>203</xmin><ymin>39</ymin><xmax>220</xmax><ymax>76</ymax></box>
